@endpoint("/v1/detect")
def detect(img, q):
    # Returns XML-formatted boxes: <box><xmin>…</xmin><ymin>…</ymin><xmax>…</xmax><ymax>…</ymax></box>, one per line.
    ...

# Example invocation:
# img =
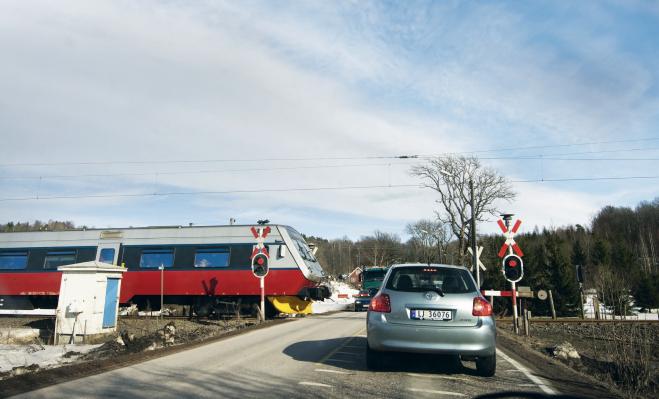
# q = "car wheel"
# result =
<box><xmin>366</xmin><ymin>344</ymin><xmax>384</xmax><ymax>370</ymax></box>
<box><xmin>476</xmin><ymin>353</ymin><xmax>496</xmax><ymax>377</ymax></box>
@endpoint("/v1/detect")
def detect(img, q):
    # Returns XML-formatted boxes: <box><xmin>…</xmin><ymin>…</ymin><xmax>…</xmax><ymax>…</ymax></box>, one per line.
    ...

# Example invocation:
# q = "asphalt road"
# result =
<box><xmin>11</xmin><ymin>312</ymin><xmax>559</xmax><ymax>399</ymax></box>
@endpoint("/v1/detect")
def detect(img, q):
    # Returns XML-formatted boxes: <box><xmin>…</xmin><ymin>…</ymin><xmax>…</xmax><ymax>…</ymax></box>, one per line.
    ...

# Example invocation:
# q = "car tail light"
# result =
<box><xmin>369</xmin><ymin>293</ymin><xmax>391</xmax><ymax>313</ymax></box>
<box><xmin>472</xmin><ymin>296</ymin><xmax>492</xmax><ymax>316</ymax></box>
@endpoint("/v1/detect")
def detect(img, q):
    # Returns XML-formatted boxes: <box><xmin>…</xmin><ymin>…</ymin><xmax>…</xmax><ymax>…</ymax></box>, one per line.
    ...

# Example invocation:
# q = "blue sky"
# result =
<box><xmin>0</xmin><ymin>0</ymin><xmax>657</xmax><ymax>239</ymax></box>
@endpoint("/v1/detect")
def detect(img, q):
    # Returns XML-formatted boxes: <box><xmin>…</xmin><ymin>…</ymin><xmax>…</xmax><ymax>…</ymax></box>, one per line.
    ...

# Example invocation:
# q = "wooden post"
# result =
<box><xmin>523</xmin><ymin>310</ymin><xmax>530</xmax><ymax>336</ymax></box>
<box><xmin>83</xmin><ymin>320</ymin><xmax>87</xmax><ymax>344</ymax></box>
<box><xmin>593</xmin><ymin>295</ymin><xmax>600</xmax><ymax>320</ymax></box>
<box><xmin>579</xmin><ymin>288</ymin><xmax>585</xmax><ymax>319</ymax></box>
<box><xmin>548</xmin><ymin>289</ymin><xmax>557</xmax><ymax>319</ymax></box>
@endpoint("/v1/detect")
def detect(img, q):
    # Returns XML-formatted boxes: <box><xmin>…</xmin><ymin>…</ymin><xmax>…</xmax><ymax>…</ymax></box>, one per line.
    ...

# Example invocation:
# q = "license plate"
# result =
<box><xmin>410</xmin><ymin>309</ymin><xmax>452</xmax><ymax>321</ymax></box>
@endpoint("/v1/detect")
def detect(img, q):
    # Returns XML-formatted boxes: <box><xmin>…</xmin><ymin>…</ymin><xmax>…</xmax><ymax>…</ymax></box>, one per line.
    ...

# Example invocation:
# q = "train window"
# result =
<box><xmin>99</xmin><ymin>248</ymin><xmax>115</xmax><ymax>264</ymax></box>
<box><xmin>139</xmin><ymin>249</ymin><xmax>174</xmax><ymax>268</ymax></box>
<box><xmin>0</xmin><ymin>251</ymin><xmax>28</xmax><ymax>269</ymax></box>
<box><xmin>44</xmin><ymin>250</ymin><xmax>76</xmax><ymax>269</ymax></box>
<box><xmin>194</xmin><ymin>248</ymin><xmax>230</xmax><ymax>268</ymax></box>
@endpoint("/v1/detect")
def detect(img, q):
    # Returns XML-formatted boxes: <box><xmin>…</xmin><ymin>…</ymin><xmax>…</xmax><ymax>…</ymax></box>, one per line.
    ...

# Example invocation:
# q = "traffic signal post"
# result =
<box><xmin>250</xmin><ymin>226</ymin><xmax>271</xmax><ymax>321</ymax></box>
<box><xmin>252</xmin><ymin>253</ymin><xmax>269</xmax><ymax>321</ymax></box>
<box><xmin>511</xmin><ymin>269</ymin><xmax>518</xmax><ymax>335</ymax></box>
<box><xmin>498</xmin><ymin>215</ymin><xmax>524</xmax><ymax>335</ymax></box>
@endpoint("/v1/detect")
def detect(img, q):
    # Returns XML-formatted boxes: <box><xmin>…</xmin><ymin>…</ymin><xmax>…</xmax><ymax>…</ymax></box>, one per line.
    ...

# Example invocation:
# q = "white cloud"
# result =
<box><xmin>0</xmin><ymin>1</ymin><xmax>656</xmax><ymax>239</ymax></box>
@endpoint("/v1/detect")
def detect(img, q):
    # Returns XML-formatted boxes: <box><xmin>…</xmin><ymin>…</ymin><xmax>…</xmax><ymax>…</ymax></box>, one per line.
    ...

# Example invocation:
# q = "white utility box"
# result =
<box><xmin>55</xmin><ymin>261</ymin><xmax>126</xmax><ymax>344</ymax></box>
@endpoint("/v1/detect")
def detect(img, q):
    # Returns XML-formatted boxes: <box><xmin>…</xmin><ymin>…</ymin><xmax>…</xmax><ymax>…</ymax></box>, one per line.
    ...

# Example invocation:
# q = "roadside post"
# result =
<box><xmin>498</xmin><ymin>214</ymin><xmax>524</xmax><ymax>334</ymax></box>
<box><xmin>250</xmin><ymin>226</ymin><xmax>271</xmax><ymax>321</ymax></box>
<box><xmin>159</xmin><ymin>263</ymin><xmax>164</xmax><ymax>321</ymax></box>
<box><xmin>548</xmin><ymin>289</ymin><xmax>557</xmax><ymax>319</ymax></box>
<box><xmin>575</xmin><ymin>264</ymin><xmax>585</xmax><ymax>319</ymax></box>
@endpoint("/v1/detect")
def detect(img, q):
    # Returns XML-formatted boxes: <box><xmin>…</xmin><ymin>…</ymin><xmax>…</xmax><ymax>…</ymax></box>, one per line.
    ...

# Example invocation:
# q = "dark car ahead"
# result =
<box><xmin>354</xmin><ymin>288</ymin><xmax>378</xmax><ymax>311</ymax></box>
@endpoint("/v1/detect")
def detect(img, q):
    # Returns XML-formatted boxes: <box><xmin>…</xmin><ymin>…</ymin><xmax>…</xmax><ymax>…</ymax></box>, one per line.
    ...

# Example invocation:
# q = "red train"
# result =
<box><xmin>0</xmin><ymin>224</ymin><xmax>329</xmax><ymax>316</ymax></box>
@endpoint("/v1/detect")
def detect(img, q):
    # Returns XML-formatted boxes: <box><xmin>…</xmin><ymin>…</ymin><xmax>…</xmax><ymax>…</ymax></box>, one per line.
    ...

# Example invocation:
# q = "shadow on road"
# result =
<box><xmin>283</xmin><ymin>336</ymin><xmax>481</xmax><ymax>376</ymax></box>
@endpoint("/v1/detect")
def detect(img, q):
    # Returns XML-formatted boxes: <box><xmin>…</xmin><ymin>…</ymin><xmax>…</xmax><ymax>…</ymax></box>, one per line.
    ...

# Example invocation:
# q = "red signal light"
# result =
<box><xmin>503</xmin><ymin>254</ymin><xmax>523</xmax><ymax>282</ymax></box>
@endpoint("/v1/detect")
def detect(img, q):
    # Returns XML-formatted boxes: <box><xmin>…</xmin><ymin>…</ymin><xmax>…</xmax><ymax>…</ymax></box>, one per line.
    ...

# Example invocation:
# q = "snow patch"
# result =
<box><xmin>311</xmin><ymin>280</ymin><xmax>360</xmax><ymax>314</ymax></box>
<box><xmin>0</xmin><ymin>343</ymin><xmax>100</xmax><ymax>374</ymax></box>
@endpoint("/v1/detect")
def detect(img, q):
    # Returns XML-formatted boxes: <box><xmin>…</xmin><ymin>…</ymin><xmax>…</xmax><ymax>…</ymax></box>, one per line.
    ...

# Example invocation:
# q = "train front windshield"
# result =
<box><xmin>285</xmin><ymin>227</ymin><xmax>324</xmax><ymax>278</ymax></box>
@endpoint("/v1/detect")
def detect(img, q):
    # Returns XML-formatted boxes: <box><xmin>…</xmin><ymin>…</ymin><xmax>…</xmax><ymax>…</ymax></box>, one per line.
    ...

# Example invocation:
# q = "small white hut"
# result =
<box><xmin>55</xmin><ymin>261</ymin><xmax>126</xmax><ymax>344</ymax></box>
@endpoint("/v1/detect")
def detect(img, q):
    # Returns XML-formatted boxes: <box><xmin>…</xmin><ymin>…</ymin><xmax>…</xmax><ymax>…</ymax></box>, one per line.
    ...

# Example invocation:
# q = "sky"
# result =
<box><xmin>0</xmin><ymin>0</ymin><xmax>658</xmax><ymax>240</ymax></box>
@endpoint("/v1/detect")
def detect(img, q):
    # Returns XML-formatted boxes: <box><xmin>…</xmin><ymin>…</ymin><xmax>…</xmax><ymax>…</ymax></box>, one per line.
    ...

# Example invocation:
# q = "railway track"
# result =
<box><xmin>0</xmin><ymin>314</ymin><xmax>262</xmax><ymax>322</ymax></box>
<box><xmin>496</xmin><ymin>317</ymin><xmax>658</xmax><ymax>324</ymax></box>
<box><xmin>120</xmin><ymin>315</ymin><xmax>260</xmax><ymax>322</ymax></box>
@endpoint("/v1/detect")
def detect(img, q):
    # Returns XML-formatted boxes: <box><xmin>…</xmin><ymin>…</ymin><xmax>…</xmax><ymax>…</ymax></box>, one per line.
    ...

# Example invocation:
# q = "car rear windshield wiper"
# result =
<box><xmin>421</xmin><ymin>286</ymin><xmax>445</xmax><ymax>297</ymax></box>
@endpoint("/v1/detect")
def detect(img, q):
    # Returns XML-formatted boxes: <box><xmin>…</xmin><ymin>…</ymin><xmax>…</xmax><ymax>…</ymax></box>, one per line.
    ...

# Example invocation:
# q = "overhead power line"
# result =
<box><xmin>1</xmin><ymin>149</ymin><xmax>658</xmax><ymax>182</ymax></box>
<box><xmin>512</xmin><ymin>175</ymin><xmax>659</xmax><ymax>183</ymax></box>
<box><xmin>1</xmin><ymin>175</ymin><xmax>657</xmax><ymax>202</ymax></box>
<box><xmin>2</xmin><ymin>155</ymin><xmax>657</xmax><ymax>181</ymax></box>
<box><xmin>0</xmin><ymin>184</ymin><xmax>422</xmax><ymax>202</ymax></box>
<box><xmin>449</xmin><ymin>137</ymin><xmax>659</xmax><ymax>155</ymax></box>
<box><xmin>1</xmin><ymin>137</ymin><xmax>656</xmax><ymax>168</ymax></box>
<box><xmin>0</xmin><ymin>162</ymin><xmax>398</xmax><ymax>181</ymax></box>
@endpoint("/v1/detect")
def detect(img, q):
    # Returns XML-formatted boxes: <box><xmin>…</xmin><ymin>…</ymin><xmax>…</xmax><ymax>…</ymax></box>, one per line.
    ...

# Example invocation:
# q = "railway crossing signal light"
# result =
<box><xmin>502</xmin><ymin>254</ymin><xmax>523</xmax><ymax>283</ymax></box>
<box><xmin>251</xmin><ymin>253</ymin><xmax>269</xmax><ymax>277</ymax></box>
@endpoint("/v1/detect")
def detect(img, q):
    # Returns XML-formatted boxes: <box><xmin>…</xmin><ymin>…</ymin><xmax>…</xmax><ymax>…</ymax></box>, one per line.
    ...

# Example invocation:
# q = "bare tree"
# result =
<box><xmin>359</xmin><ymin>231</ymin><xmax>401</xmax><ymax>266</ymax></box>
<box><xmin>411</xmin><ymin>155</ymin><xmax>515</xmax><ymax>264</ymax></box>
<box><xmin>406</xmin><ymin>219</ymin><xmax>450</xmax><ymax>263</ymax></box>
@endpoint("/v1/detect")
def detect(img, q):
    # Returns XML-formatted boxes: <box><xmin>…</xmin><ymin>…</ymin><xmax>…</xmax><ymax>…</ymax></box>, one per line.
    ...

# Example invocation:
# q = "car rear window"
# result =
<box><xmin>385</xmin><ymin>266</ymin><xmax>476</xmax><ymax>294</ymax></box>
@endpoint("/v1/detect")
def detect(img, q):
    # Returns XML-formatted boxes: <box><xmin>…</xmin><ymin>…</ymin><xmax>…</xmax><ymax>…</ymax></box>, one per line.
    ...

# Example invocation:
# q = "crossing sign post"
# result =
<box><xmin>467</xmin><ymin>246</ymin><xmax>486</xmax><ymax>273</ymax></box>
<box><xmin>497</xmin><ymin>219</ymin><xmax>524</xmax><ymax>258</ymax></box>
<box><xmin>498</xmin><ymin>214</ymin><xmax>524</xmax><ymax>334</ymax></box>
<box><xmin>250</xmin><ymin>226</ymin><xmax>271</xmax><ymax>321</ymax></box>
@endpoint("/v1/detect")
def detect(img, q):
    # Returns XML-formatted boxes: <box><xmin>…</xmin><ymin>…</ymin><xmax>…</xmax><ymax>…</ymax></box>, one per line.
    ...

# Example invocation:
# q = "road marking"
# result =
<box><xmin>299</xmin><ymin>381</ymin><xmax>333</xmax><ymax>388</ymax></box>
<box><xmin>316</xmin><ymin>327</ymin><xmax>366</xmax><ymax>365</ymax></box>
<box><xmin>407</xmin><ymin>388</ymin><xmax>465</xmax><ymax>396</ymax></box>
<box><xmin>334</xmin><ymin>351</ymin><xmax>360</xmax><ymax>356</ymax></box>
<box><xmin>503</xmin><ymin>369</ymin><xmax>524</xmax><ymax>372</ymax></box>
<box><xmin>406</xmin><ymin>373</ymin><xmax>470</xmax><ymax>381</ymax></box>
<box><xmin>497</xmin><ymin>349</ymin><xmax>557</xmax><ymax>395</ymax></box>
<box><xmin>518</xmin><ymin>384</ymin><xmax>537</xmax><ymax>387</ymax></box>
<box><xmin>315</xmin><ymin>369</ymin><xmax>351</xmax><ymax>375</ymax></box>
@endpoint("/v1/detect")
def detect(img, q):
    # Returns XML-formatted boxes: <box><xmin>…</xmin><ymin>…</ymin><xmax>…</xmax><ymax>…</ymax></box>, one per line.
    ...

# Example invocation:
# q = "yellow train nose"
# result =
<box><xmin>268</xmin><ymin>296</ymin><xmax>313</xmax><ymax>314</ymax></box>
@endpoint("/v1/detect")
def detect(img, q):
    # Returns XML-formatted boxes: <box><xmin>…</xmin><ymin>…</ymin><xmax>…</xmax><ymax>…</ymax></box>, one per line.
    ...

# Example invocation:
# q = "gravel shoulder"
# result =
<box><xmin>496</xmin><ymin>325</ymin><xmax>623</xmax><ymax>399</ymax></box>
<box><xmin>496</xmin><ymin>320</ymin><xmax>659</xmax><ymax>399</ymax></box>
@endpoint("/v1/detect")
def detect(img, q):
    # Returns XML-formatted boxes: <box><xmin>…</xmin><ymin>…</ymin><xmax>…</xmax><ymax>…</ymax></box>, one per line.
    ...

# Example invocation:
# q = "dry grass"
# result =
<box><xmin>587</xmin><ymin>323</ymin><xmax>656</xmax><ymax>398</ymax></box>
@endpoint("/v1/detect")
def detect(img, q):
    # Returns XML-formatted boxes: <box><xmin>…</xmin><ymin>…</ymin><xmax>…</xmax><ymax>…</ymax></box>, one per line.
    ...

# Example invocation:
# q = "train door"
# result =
<box><xmin>96</xmin><ymin>243</ymin><xmax>120</xmax><ymax>265</ymax></box>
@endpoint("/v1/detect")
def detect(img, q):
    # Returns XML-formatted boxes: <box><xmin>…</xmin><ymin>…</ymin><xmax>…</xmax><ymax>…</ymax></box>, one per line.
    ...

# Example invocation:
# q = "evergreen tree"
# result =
<box><xmin>547</xmin><ymin>234</ymin><xmax>580</xmax><ymax>316</ymax></box>
<box><xmin>632</xmin><ymin>274</ymin><xmax>659</xmax><ymax>311</ymax></box>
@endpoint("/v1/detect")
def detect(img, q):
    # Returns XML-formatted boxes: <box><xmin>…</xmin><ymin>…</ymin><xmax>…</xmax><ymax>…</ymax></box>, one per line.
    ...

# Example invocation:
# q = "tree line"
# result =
<box><xmin>1</xmin><ymin>220</ymin><xmax>78</xmax><ymax>232</ymax></box>
<box><xmin>310</xmin><ymin>198</ymin><xmax>658</xmax><ymax>316</ymax></box>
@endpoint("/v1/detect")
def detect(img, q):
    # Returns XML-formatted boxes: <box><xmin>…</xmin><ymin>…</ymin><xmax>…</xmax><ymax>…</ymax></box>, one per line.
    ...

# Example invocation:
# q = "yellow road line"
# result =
<box><xmin>316</xmin><ymin>327</ymin><xmax>366</xmax><ymax>365</ymax></box>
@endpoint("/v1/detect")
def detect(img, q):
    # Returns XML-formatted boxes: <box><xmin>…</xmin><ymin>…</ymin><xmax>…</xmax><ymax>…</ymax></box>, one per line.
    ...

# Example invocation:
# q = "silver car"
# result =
<box><xmin>366</xmin><ymin>263</ymin><xmax>496</xmax><ymax>376</ymax></box>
